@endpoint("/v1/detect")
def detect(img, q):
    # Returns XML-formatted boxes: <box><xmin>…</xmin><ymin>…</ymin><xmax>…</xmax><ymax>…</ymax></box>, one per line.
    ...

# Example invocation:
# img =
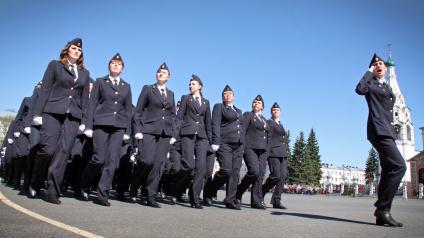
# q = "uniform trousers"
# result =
<box><xmin>369</xmin><ymin>135</ymin><xmax>406</xmax><ymax>211</ymax></box>
<box><xmin>32</xmin><ymin>113</ymin><xmax>80</xmax><ymax>201</ymax></box>
<box><xmin>81</xmin><ymin>126</ymin><xmax>124</xmax><ymax>203</ymax></box>
<box><xmin>131</xmin><ymin>133</ymin><xmax>170</xmax><ymax>200</ymax></box>
<box><xmin>236</xmin><ymin>148</ymin><xmax>267</xmax><ymax>206</ymax></box>
<box><xmin>204</xmin><ymin>143</ymin><xmax>243</xmax><ymax>204</ymax></box>
<box><xmin>179</xmin><ymin>135</ymin><xmax>209</xmax><ymax>204</ymax></box>
<box><xmin>262</xmin><ymin>156</ymin><xmax>288</xmax><ymax>205</ymax></box>
<box><xmin>23</xmin><ymin>126</ymin><xmax>40</xmax><ymax>191</ymax></box>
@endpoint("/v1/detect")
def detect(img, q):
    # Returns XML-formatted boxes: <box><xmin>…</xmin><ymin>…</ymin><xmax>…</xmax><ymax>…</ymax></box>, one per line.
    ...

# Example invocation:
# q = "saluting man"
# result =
<box><xmin>236</xmin><ymin>95</ymin><xmax>271</xmax><ymax>209</ymax></box>
<box><xmin>131</xmin><ymin>63</ymin><xmax>177</xmax><ymax>208</ymax></box>
<box><xmin>80</xmin><ymin>53</ymin><xmax>132</xmax><ymax>206</ymax></box>
<box><xmin>203</xmin><ymin>85</ymin><xmax>245</xmax><ymax>210</ymax></box>
<box><xmin>29</xmin><ymin>38</ymin><xmax>91</xmax><ymax>204</ymax></box>
<box><xmin>262</xmin><ymin>102</ymin><xmax>288</xmax><ymax>209</ymax></box>
<box><xmin>356</xmin><ymin>53</ymin><xmax>406</xmax><ymax>227</ymax></box>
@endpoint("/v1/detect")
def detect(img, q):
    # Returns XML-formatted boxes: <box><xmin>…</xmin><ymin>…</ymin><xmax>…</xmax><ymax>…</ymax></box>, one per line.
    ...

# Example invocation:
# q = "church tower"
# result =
<box><xmin>387</xmin><ymin>48</ymin><xmax>419</xmax><ymax>184</ymax></box>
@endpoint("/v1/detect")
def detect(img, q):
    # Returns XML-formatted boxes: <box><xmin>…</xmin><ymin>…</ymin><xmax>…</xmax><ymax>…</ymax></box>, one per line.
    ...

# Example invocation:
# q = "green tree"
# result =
<box><xmin>304</xmin><ymin>128</ymin><xmax>322</xmax><ymax>186</ymax></box>
<box><xmin>365</xmin><ymin>147</ymin><xmax>379</xmax><ymax>184</ymax></box>
<box><xmin>288</xmin><ymin>131</ymin><xmax>306</xmax><ymax>184</ymax></box>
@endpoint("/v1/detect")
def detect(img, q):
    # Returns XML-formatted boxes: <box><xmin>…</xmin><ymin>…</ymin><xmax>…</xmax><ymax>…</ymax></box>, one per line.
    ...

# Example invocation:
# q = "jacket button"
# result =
<box><xmin>197</xmin><ymin>114</ymin><xmax>199</xmax><ymax>116</ymax></box>
<box><xmin>115</xmin><ymin>92</ymin><xmax>118</xmax><ymax>95</ymax></box>
<box><xmin>115</xmin><ymin>101</ymin><xmax>118</xmax><ymax>104</ymax></box>
<box><xmin>70</xmin><ymin>87</ymin><xmax>74</xmax><ymax>90</ymax></box>
<box><xmin>390</xmin><ymin>110</ymin><xmax>393</xmax><ymax>112</ymax></box>
<box><xmin>237</xmin><ymin>125</ymin><xmax>240</xmax><ymax>128</ymax></box>
<box><xmin>237</xmin><ymin>131</ymin><xmax>240</xmax><ymax>134</ymax></box>
<box><xmin>114</xmin><ymin>112</ymin><xmax>117</xmax><ymax>115</ymax></box>
<box><xmin>390</xmin><ymin>122</ymin><xmax>394</xmax><ymax>125</ymax></box>
<box><xmin>163</xmin><ymin>108</ymin><xmax>165</xmax><ymax>111</ymax></box>
<box><xmin>196</xmin><ymin>122</ymin><xmax>199</xmax><ymax>124</ymax></box>
<box><xmin>264</xmin><ymin>136</ymin><xmax>266</xmax><ymax>139</ymax></box>
<box><xmin>69</xmin><ymin>95</ymin><xmax>72</xmax><ymax>99</ymax></box>
<box><xmin>162</xmin><ymin>116</ymin><xmax>165</xmax><ymax>119</ymax></box>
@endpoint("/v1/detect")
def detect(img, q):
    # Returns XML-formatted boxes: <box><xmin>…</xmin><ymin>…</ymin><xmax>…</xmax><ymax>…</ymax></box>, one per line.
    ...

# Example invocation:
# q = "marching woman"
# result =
<box><xmin>262</xmin><ymin>102</ymin><xmax>288</xmax><ymax>209</ymax></box>
<box><xmin>236</xmin><ymin>95</ymin><xmax>271</xmax><ymax>209</ymax></box>
<box><xmin>203</xmin><ymin>85</ymin><xmax>244</xmax><ymax>210</ymax></box>
<box><xmin>172</xmin><ymin>74</ymin><xmax>212</xmax><ymax>209</ymax></box>
<box><xmin>29</xmin><ymin>38</ymin><xmax>91</xmax><ymax>204</ymax></box>
<box><xmin>80</xmin><ymin>53</ymin><xmax>132</xmax><ymax>206</ymax></box>
<box><xmin>356</xmin><ymin>54</ymin><xmax>406</xmax><ymax>227</ymax></box>
<box><xmin>131</xmin><ymin>63</ymin><xmax>177</xmax><ymax>208</ymax></box>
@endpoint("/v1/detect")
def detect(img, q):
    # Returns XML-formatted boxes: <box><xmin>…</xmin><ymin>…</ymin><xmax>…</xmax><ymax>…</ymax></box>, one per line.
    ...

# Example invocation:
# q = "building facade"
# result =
<box><xmin>320</xmin><ymin>163</ymin><xmax>366</xmax><ymax>193</ymax></box>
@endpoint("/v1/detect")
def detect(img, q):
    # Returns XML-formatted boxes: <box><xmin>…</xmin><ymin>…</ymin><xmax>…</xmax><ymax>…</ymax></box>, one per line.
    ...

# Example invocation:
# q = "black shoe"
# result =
<box><xmin>234</xmin><ymin>199</ymin><xmax>241</xmax><ymax>205</ymax></box>
<box><xmin>251</xmin><ymin>203</ymin><xmax>266</xmax><ymax>210</ymax></box>
<box><xmin>79</xmin><ymin>190</ymin><xmax>89</xmax><ymax>201</ymax></box>
<box><xmin>116</xmin><ymin>193</ymin><xmax>126</xmax><ymax>201</ymax></box>
<box><xmin>168</xmin><ymin>196</ymin><xmax>177</xmax><ymax>205</ymax></box>
<box><xmin>146</xmin><ymin>200</ymin><xmax>161</xmax><ymax>208</ymax></box>
<box><xmin>177</xmin><ymin>197</ymin><xmax>187</xmax><ymax>203</ymax></box>
<box><xmin>94</xmin><ymin>199</ymin><xmax>111</xmax><ymax>207</ymax></box>
<box><xmin>129</xmin><ymin>196</ymin><xmax>137</xmax><ymax>203</ymax></box>
<box><xmin>375</xmin><ymin>210</ymin><xmax>403</xmax><ymax>227</ymax></box>
<box><xmin>191</xmin><ymin>203</ymin><xmax>203</xmax><ymax>209</ymax></box>
<box><xmin>28</xmin><ymin>186</ymin><xmax>38</xmax><ymax>198</ymax></box>
<box><xmin>225</xmin><ymin>202</ymin><xmax>241</xmax><ymax>210</ymax></box>
<box><xmin>272</xmin><ymin>203</ymin><xmax>287</xmax><ymax>209</ymax></box>
<box><xmin>261</xmin><ymin>201</ymin><xmax>267</xmax><ymax>208</ymax></box>
<box><xmin>203</xmin><ymin>198</ymin><xmax>212</xmax><ymax>207</ymax></box>
<box><xmin>45</xmin><ymin>197</ymin><xmax>61</xmax><ymax>205</ymax></box>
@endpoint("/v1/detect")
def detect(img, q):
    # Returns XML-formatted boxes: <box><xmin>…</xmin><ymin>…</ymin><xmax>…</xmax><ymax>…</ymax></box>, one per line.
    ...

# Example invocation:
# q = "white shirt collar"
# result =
<box><xmin>109</xmin><ymin>75</ymin><xmax>120</xmax><ymax>85</ymax></box>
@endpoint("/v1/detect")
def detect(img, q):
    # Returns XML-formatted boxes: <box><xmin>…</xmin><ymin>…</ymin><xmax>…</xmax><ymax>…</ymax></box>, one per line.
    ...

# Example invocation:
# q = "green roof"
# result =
<box><xmin>386</xmin><ymin>57</ymin><xmax>396</xmax><ymax>67</ymax></box>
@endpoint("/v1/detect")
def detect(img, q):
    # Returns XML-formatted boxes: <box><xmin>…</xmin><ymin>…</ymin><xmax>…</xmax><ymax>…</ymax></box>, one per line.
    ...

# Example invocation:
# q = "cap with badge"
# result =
<box><xmin>253</xmin><ymin>94</ymin><xmax>265</xmax><ymax>108</ymax></box>
<box><xmin>369</xmin><ymin>53</ymin><xmax>387</xmax><ymax>68</ymax></box>
<box><xmin>157</xmin><ymin>62</ymin><xmax>170</xmax><ymax>74</ymax></box>
<box><xmin>271</xmin><ymin>102</ymin><xmax>280</xmax><ymax>113</ymax></box>
<box><xmin>67</xmin><ymin>38</ymin><xmax>82</xmax><ymax>48</ymax></box>
<box><xmin>222</xmin><ymin>85</ymin><xmax>233</xmax><ymax>95</ymax></box>
<box><xmin>109</xmin><ymin>53</ymin><xmax>124</xmax><ymax>66</ymax></box>
<box><xmin>190</xmin><ymin>74</ymin><xmax>203</xmax><ymax>86</ymax></box>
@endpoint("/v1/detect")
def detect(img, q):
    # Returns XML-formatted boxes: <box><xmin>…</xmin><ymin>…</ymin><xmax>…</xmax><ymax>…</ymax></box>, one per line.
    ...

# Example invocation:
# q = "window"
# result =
<box><xmin>407</xmin><ymin>125</ymin><xmax>412</xmax><ymax>141</ymax></box>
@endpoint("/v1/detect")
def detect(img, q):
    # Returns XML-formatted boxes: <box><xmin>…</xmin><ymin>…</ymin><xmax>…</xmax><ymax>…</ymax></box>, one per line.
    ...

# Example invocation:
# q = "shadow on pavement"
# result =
<box><xmin>270</xmin><ymin>211</ymin><xmax>375</xmax><ymax>226</ymax></box>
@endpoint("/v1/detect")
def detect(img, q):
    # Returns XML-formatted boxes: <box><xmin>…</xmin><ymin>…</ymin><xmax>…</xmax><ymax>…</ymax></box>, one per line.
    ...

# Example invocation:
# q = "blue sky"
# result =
<box><xmin>1</xmin><ymin>0</ymin><xmax>423</xmax><ymax>168</ymax></box>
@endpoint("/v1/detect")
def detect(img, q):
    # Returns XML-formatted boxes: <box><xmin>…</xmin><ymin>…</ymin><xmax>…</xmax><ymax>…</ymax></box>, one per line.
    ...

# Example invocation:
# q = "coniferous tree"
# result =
<box><xmin>365</xmin><ymin>147</ymin><xmax>379</xmax><ymax>184</ymax></box>
<box><xmin>288</xmin><ymin>132</ymin><xmax>306</xmax><ymax>184</ymax></box>
<box><xmin>305</xmin><ymin>128</ymin><xmax>322</xmax><ymax>186</ymax></box>
<box><xmin>284</xmin><ymin>130</ymin><xmax>292</xmax><ymax>183</ymax></box>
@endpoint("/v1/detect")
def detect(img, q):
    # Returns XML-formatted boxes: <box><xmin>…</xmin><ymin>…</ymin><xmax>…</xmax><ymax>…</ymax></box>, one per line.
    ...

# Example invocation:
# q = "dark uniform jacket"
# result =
<box><xmin>242</xmin><ymin>111</ymin><xmax>271</xmax><ymax>150</ymax></box>
<box><xmin>211</xmin><ymin>103</ymin><xmax>244</xmax><ymax>145</ymax></box>
<box><xmin>24</xmin><ymin>86</ymin><xmax>40</xmax><ymax>127</ymax></box>
<box><xmin>33</xmin><ymin>60</ymin><xmax>90</xmax><ymax>120</ymax></box>
<box><xmin>85</xmin><ymin>76</ymin><xmax>132</xmax><ymax>135</ymax></box>
<box><xmin>355</xmin><ymin>71</ymin><xmax>396</xmax><ymax>140</ymax></box>
<box><xmin>134</xmin><ymin>84</ymin><xmax>176</xmax><ymax>137</ymax></box>
<box><xmin>14</xmin><ymin>97</ymin><xmax>32</xmax><ymax>134</ymax></box>
<box><xmin>267</xmin><ymin>119</ymin><xmax>288</xmax><ymax>158</ymax></box>
<box><xmin>177</xmin><ymin>94</ymin><xmax>212</xmax><ymax>142</ymax></box>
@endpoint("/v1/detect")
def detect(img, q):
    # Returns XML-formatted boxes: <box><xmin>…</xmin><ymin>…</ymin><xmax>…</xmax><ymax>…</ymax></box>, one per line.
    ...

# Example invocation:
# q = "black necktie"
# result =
<box><xmin>113</xmin><ymin>79</ymin><xmax>117</xmax><ymax>86</ymax></box>
<box><xmin>160</xmin><ymin>88</ymin><xmax>167</xmax><ymax>101</ymax></box>
<box><xmin>195</xmin><ymin>96</ymin><xmax>201</xmax><ymax>108</ymax></box>
<box><xmin>69</xmin><ymin>65</ymin><xmax>77</xmax><ymax>78</ymax></box>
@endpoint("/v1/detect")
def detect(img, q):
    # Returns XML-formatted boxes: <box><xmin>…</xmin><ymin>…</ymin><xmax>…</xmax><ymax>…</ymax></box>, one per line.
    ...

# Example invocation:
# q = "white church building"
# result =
<box><xmin>386</xmin><ymin>51</ymin><xmax>420</xmax><ymax>192</ymax></box>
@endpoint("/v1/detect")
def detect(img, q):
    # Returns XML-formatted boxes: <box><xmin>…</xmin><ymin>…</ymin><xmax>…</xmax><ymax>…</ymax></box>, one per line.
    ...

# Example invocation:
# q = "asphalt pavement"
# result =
<box><xmin>1</xmin><ymin>183</ymin><xmax>423</xmax><ymax>238</ymax></box>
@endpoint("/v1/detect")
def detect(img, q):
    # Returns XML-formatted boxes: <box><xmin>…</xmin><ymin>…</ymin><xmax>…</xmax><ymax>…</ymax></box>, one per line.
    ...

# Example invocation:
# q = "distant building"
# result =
<box><xmin>0</xmin><ymin>109</ymin><xmax>17</xmax><ymax>117</ymax></box>
<box><xmin>320</xmin><ymin>163</ymin><xmax>366</xmax><ymax>192</ymax></box>
<box><xmin>407</xmin><ymin>127</ymin><xmax>424</xmax><ymax>196</ymax></box>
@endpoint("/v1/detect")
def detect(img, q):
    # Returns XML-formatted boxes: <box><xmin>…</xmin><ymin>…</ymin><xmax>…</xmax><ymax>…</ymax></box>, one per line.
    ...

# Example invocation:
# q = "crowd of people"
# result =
<box><xmin>0</xmin><ymin>38</ymin><xmax>289</xmax><ymax>211</ymax></box>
